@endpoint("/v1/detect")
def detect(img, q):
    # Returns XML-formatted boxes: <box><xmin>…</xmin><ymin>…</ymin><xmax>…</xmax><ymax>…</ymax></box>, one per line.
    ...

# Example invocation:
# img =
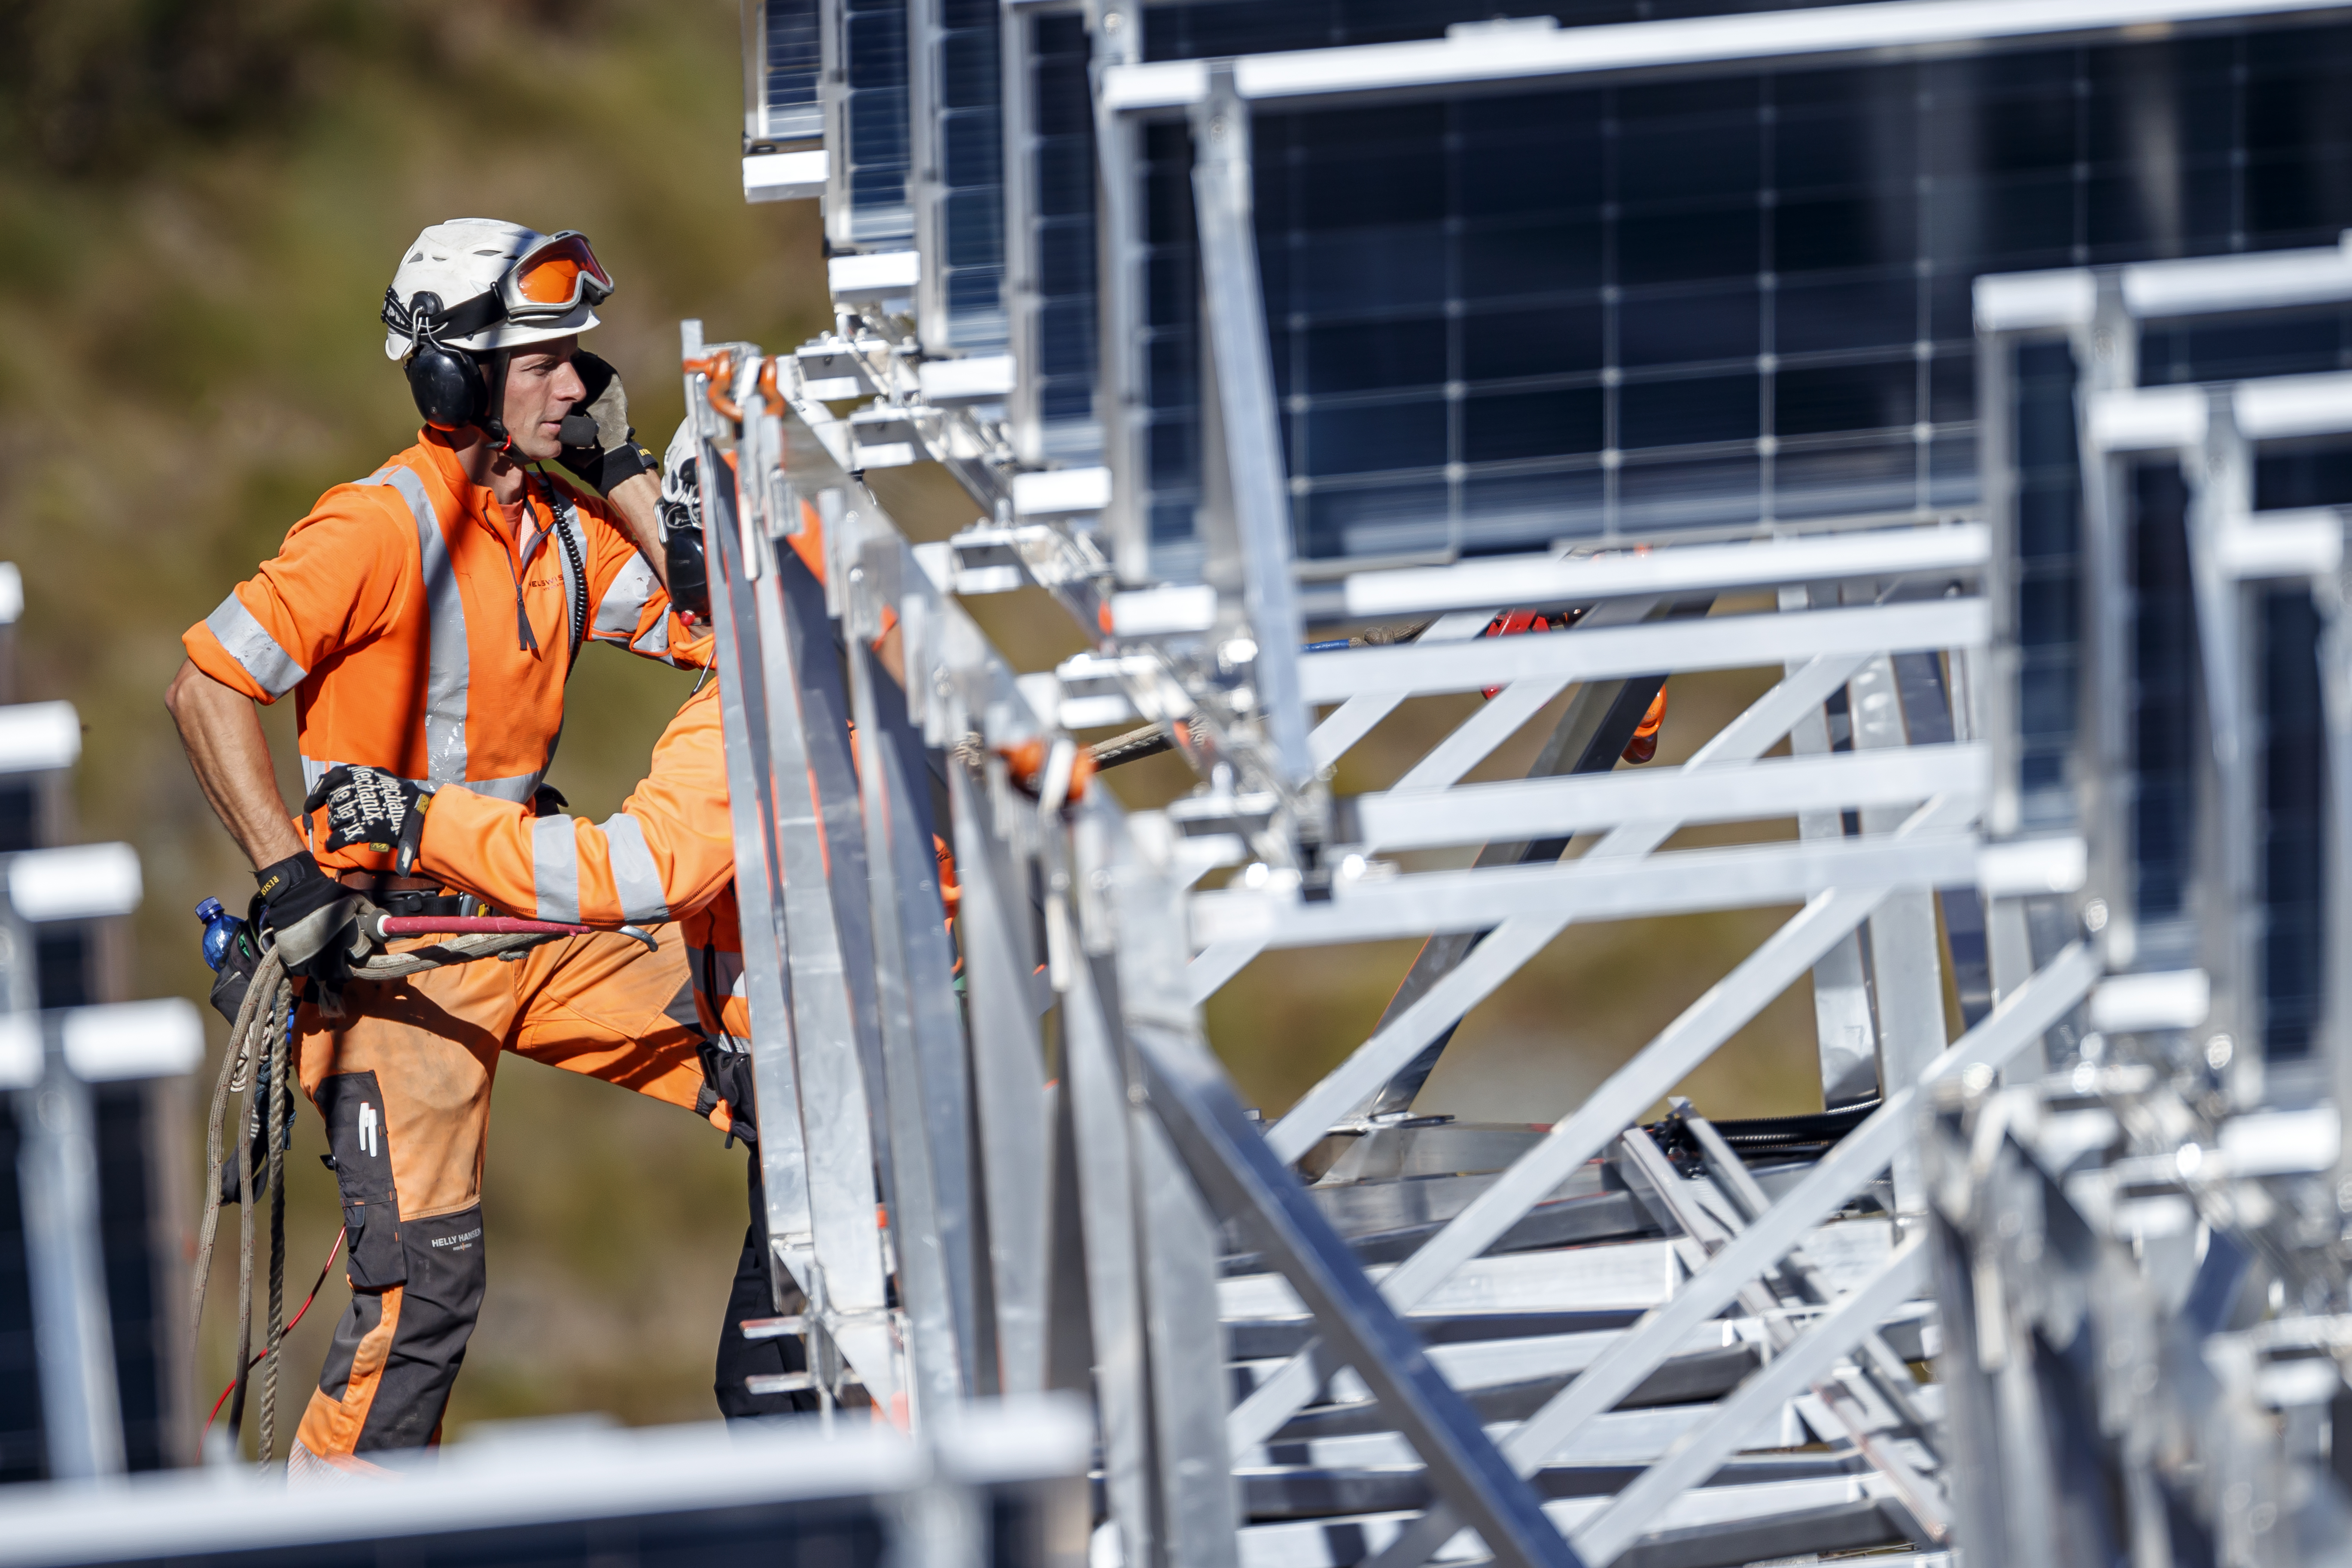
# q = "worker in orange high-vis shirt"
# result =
<box><xmin>165</xmin><ymin>221</ymin><xmax>725</xmax><ymax>1473</ymax></box>
<box><xmin>310</xmin><ymin>682</ymin><xmax>809</xmax><ymax>1417</ymax></box>
<box><xmin>309</xmin><ymin>418</ymin><xmax>961</xmax><ymax>1419</ymax></box>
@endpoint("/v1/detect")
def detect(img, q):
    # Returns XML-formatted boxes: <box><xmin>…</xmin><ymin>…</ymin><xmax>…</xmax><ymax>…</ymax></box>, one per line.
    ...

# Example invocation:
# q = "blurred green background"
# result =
<box><xmin>0</xmin><ymin>0</ymin><xmax>1830</xmax><ymax>1450</ymax></box>
<box><xmin>0</xmin><ymin>0</ymin><xmax>833</xmax><ymax>1442</ymax></box>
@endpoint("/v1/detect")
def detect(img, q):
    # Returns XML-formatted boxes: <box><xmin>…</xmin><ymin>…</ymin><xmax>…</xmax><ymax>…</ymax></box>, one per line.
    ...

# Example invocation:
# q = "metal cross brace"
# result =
<box><xmin>1359</xmin><ymin>940</ymin><xmax>2099</xmax><ymax>1568</ymax></box>
<box><xmin>1131</xmin><ymin>997</ymin><xmax>1585</xmax><ymax>1568</ymax></box>
<box><xmin>1226</xmin><ymin>793</ymin><xmax>1976</xmax><ymax>1452</ymax></box>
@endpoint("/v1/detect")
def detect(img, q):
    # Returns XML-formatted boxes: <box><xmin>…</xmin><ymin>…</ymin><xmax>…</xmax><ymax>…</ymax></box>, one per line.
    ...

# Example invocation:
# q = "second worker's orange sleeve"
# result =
<box><xmin>414</xmin><ymin>682</ymin><xmax>737</xmax><ymax>923</ymax></box>
<box><xmin>565</xmin><ymin>479</ymin><xmax>714</xmax><ymax>671</ymax></box>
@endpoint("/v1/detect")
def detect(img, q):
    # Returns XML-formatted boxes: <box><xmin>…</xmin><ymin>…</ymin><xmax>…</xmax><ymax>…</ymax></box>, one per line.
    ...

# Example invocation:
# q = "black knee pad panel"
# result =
<box><xmin>316</xmin><ymin>1070</ymin><xmax>405</xmax><ymax>1289</ymax></box>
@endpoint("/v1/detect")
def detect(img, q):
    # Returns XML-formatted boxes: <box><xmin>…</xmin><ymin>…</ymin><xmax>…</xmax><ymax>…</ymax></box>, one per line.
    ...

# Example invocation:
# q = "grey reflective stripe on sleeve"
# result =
<box><xmin>357</xmin><ymin>464</ymin><xmax>469</xmax><ymax>784</ymax></box>
<box><xmin>599</xmin><ymin>812</ymin><xmax>670</xmax><ymax>923</ymax></box>
<box><xmin>205</xmin><ymin>593</ymin><xmax>308</xmax><ymax>698</ymax></box>
<box><xmin>531</xmin><ymin>816</ymin><xmax>581</xmax><ymax>922</ymax></box>
<box><xmin>631</xmin><ymin>612</ymin><xmax>671</xmax><ymax>658</ymax></box>
<box><xmin>300</xmin><ymin>758</ymin><xmax>542</xmax><ymax>805</ymax></box>
<box><xmin>593</xmin><ymin>553</ymin><xmax>657</xmax><ymax>641</ymax></box>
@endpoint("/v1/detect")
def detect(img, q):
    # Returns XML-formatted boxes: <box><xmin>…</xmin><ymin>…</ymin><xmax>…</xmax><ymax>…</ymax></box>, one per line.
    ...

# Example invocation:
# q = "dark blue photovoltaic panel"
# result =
<box><xmin>2011</xmin><ymin>339</ymin><xmax>2082</xmax><ymax>835</ymax></box>
<box><xmin>1027</xmin><ymin>11</ymin><xmax>1099</xmax><ymax>456</ymax></box>
<box><xmin>1129</xmin><ymin>24</ymin><xmax>2352</xmax><ymax>568</ymax></box>
<box><xmin>844</xmin><ymin>0</ymin><xmax>913</xmax><ymax>244</ymax></box>
<box><xmin>934</xmin><ymin>0</ymin><xmax>1006</xmax><ymax>349</ymax></box>
<box><xmin>1141</xmin><ymin>119</ymin><xmax>1199</xmax><ymax>541</ymax></box>
<box><xmin>758</xmin><ymin>0</ymin><xmax>824</xmax><ymax>145</ymax></box>
<box><xmin>2129</xmin><ymin>460</ymin><xmax>2199</xmax><ymax>966</ymax></box>
<box><xmin>1138</xmin><ymin>0</ymin><xmax>1877</xmax><ymax>61</ymax></box>
<box><xmin>2259</xmin><ymin>583</ymin><xmax>2326</xmax><ymax>1062</ymax></box>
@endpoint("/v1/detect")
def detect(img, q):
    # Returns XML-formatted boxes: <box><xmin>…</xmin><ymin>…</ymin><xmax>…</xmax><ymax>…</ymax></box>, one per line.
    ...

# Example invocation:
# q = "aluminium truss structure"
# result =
<box><xmin>690</xmin><ymin>2</ymin><xmax>2352</xmax><ymax>1566</ymax></box>
<box><xmin>1935</xmin><ymin>235</ymin><xmax>2352</xmax><ymax>1568</ymax></box>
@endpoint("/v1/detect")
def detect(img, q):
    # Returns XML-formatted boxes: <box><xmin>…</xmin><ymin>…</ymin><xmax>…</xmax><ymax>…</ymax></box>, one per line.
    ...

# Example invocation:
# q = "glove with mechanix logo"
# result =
<box><xmin>657</xmin><ymin>414</ymin><xmax>711</xmax><ymax>624</ymax></box>
<box><xmin>557</xmin><ymin>350</ymin><xmax>656</xmax><ymax>495</ymax></box>
<box><xmin>303</xmin><ymin>764</ymin><xmax>432</xmax><ymax>877</ymax></box>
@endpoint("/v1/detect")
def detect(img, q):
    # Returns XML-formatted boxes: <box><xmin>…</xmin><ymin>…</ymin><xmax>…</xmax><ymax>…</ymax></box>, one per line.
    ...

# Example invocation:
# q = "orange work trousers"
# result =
<box><xmin>287</xmin><ymin>923</ymin><xmax>706</xmax><ymax>1474</ymax></box>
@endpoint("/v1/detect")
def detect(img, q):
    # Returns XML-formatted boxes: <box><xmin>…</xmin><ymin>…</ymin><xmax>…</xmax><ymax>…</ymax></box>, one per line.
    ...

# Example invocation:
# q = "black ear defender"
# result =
<box><xmin>383</xmin><ymin>287</ymin><xmax>509</xmax><ymax>441</ymax></box>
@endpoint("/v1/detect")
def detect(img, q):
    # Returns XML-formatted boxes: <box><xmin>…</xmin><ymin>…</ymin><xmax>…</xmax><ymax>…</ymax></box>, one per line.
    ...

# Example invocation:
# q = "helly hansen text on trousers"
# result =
<box><xmin>287</xmin><ymin>924</ymin><xmax>705</xmax><ymax>1473</ymax></box>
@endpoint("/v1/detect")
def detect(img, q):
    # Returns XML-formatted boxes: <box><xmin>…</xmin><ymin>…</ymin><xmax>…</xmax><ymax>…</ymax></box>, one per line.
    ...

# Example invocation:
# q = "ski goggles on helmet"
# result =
<box><xmin>381</xmin><ymin>230</ymin><xmax>615</xmax><ymax>350</ymax></box>
<box><xmin>495</xmin><ymin>231</ymin><xmax>614</xmax><ymax>323</ymax></box>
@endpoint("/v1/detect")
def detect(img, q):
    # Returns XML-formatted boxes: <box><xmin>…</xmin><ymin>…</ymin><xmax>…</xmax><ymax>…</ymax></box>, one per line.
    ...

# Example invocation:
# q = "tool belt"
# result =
<box><xmin>372</xmin><ymin>889</ymin><xmax>480</xmax><ymax>919</ymax></box>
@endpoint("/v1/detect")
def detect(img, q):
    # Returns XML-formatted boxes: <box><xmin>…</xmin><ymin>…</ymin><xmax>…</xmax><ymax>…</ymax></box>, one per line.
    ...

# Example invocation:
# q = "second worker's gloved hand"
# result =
<box><xmin>557</xmin><ymin>350</ymin><xmax>657</xmax><ymax>496</ymax></box>
<box><xmin>657</xmin><ymin>414</ymin><xmax>710</xmax><ymax>623</ymax></box>
<box><xmin>303</xmin><ymin>765</ymin><xmax>431</xmax><ymax>877</ymax></box>
<box><xmin>253</xmin><ymin>851</ymin><xmax>375</xmax><ymax>997</ymax></box>
<box><xmin>697</xmin><ymin>1038</ymin><xmax>758</xmax><ymax>1149</ymax></box>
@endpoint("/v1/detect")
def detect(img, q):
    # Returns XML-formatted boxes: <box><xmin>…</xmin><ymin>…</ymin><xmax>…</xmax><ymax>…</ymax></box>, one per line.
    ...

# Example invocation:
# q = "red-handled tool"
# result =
<box><xmin>369</xmin><ymin>915</ymin><xmax>596</xmax><ymax>941</ymax></box>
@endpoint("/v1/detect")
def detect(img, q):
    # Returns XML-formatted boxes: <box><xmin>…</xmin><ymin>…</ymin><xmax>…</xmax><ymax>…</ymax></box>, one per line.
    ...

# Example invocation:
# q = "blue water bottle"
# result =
<box><xmin>195</xmin><ymin>896</ymin><xmax>261</xmax><ymax>1023</ymax></box>
<box><xmin>195</xmin><ymin>897</ymin><xmax>241</xmax><ymax>974</ymax></box>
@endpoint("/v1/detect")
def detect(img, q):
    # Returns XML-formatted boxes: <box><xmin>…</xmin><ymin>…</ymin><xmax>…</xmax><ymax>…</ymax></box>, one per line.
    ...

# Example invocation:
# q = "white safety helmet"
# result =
<box><xmin>380</xmin><ymin>218</ymin><xmax>610</xmax><ymax>362</ymax></box>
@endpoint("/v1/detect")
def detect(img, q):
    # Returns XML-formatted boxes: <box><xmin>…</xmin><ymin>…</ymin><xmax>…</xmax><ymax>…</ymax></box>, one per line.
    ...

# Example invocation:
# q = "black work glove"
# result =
<box><xmin>659</xmin><ymin>450</ymin><xmax>711</xmax><ymax>624</ymax></box>
<box><xmin>697</xmin><ymin>1038</ymin><xmax>759</xmax><ymax>1148</ymax></box>
<box><xmin>557</xmin><ymin>350</ymin><xmax>657</xmax><ymax>495</ymax></box>
<box><xmin>304</xmin><ymin>765</ymin><xmax>431</xmax><ymax>876</ymax></box>
<box><xmin>254</xmin><ymin>851</ymin><xmax>375</xmax><ymax>999</ymax></box>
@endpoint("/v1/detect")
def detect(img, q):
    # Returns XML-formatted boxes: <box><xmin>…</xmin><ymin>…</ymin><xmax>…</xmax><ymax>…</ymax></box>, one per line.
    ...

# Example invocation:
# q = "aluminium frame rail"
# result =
<box><xmin>690</xmin><ymin>3</ymin><xmax>2352</xmax><ymax>1566</ymax></box>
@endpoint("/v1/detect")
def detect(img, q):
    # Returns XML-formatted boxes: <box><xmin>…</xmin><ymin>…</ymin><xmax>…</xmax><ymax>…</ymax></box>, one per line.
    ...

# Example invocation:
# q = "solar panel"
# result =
<box><xmin>1135</xmin><ymin>0</ymin><xmax>1874</xmax><ymax>61</ymax></box>
<box><xmin>2125</xmin><ymin>458</ymin><xmax>2199</xmax><ymax>968</ymax></box>
<box><xmin>925</xmin><ymin>0</ymin><xmax>1007</xmax><ymax>351</ymax></box>
<box><xmin>1019</xmin><ymin>9</ymin><xmax>1101</xmax><ymax>460</ymax></box>
<box><xmin>749</xmin><ymin>0</ymin><xmax>824</xmax><ymax>148</ymax></box>
<box><xmin>0</xmin><ymin>927</ymin><xmax>183</xmax><ymax>1480</ymax></box>
<box><xmin>2008</xmin><ymin>338</ymin><xmax>2084</xmax><ymax>837</ymax></box>
<box><xmin>2258</xmin><ymin>583</ymin><xmax>2326</xmax><ymax>1062</ymax></box>
<box><xmin>841</xmin><ymin>0</ymin><xmax>915</xmax><ymax>246</ymax></box>
<box><xmin>1124</xmin><ymin>25</ymin><xmax>2352</xmax><ymax>576</ymax></box>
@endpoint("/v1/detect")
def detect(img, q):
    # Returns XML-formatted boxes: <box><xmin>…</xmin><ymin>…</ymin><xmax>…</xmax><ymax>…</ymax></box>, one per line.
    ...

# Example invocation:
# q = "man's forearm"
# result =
<box><xmin>606</xmin><ymin>471</ymin><xmax>671</xmax><ymax>593</ymax></box>
<box><xmin>165</xmin><ymin>659</ymin><xmax>307</xmax><ymax>871</ymax></box>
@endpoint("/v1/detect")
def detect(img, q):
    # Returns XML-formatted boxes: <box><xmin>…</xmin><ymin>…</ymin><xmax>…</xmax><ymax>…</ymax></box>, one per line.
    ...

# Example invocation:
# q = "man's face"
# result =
<box><xmin>499</xmin><ymin>336</ymin><xmax>585</xmax><ymax>462</ymax></box>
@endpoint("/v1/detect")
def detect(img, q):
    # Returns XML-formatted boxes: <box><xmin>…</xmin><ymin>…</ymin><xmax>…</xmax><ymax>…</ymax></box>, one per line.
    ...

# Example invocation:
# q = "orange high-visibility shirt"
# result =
<box><xmin>182</xmin><ymin>430</ymin><xmax>711</xmax><ymax>873</ymax></box>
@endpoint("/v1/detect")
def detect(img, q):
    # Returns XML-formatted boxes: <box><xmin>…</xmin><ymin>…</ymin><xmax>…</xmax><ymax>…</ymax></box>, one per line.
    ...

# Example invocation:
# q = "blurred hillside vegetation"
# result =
<box><xmin>0</xmin><ymin>0</ymin><xmax>1844</xmax><ymax>1447</ymax></box>
<box><xmin>0</xmin><ymin>0</ymin><xmax>833</xmax><ymax>1437</ymax></box>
